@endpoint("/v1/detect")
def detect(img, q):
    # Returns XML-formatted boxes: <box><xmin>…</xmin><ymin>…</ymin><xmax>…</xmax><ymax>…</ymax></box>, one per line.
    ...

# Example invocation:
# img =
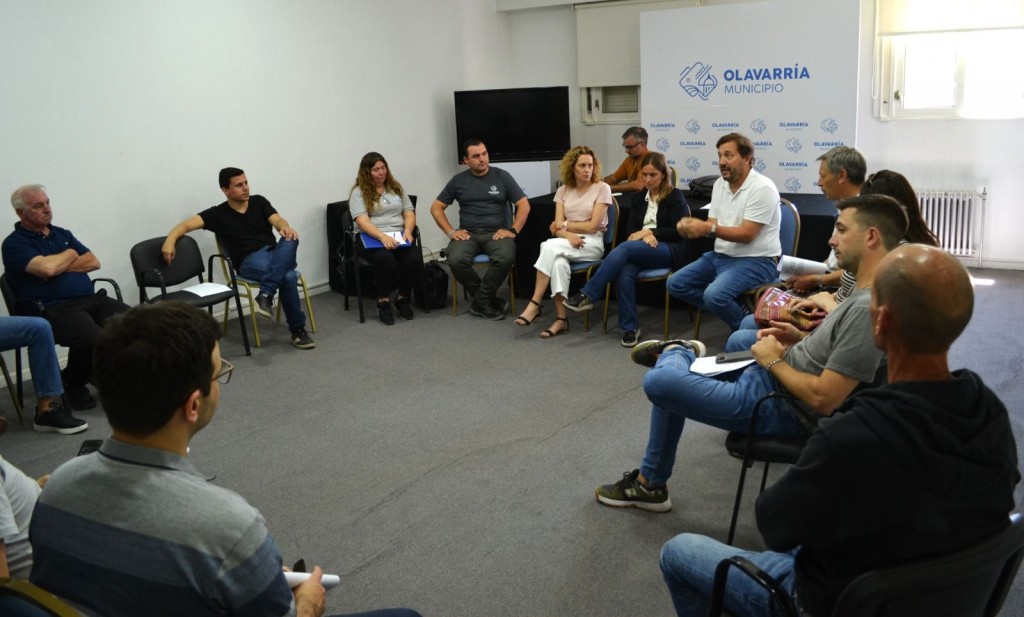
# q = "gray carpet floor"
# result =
<box><xmin>2</xmin><ymin>266</ymin><xmax>1022</xmax><ymax>617</ymax></box>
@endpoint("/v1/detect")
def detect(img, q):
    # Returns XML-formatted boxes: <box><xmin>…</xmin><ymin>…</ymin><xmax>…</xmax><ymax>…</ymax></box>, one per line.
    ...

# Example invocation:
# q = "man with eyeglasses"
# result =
<box><xmin>29</xmin><ymin>302</ymin><xmax>420</xmax><ymax>617</ymax></box>
<box><xmin>603</xmin><ymin>126</ymin><xmax>651</xmax><ymax>192</ymax></box>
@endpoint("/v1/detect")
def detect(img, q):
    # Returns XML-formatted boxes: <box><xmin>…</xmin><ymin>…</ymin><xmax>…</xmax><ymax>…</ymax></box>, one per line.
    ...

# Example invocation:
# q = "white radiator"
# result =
<box><xmin>918</xmin><ymin>189</ymin><xmax>986</xmax><ymax>265</ymax></box>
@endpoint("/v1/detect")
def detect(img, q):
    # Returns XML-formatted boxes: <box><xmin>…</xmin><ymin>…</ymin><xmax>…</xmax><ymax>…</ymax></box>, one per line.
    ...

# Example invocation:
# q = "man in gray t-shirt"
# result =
<box><xmin>430</xmin><ymin>139</ymin><xmax>531</xmax><ymax>320</ymax></box>
<box><xmin>595</xmin><ymin>195</ymin><xmax>910</xmax><ymax>513</ymax></box>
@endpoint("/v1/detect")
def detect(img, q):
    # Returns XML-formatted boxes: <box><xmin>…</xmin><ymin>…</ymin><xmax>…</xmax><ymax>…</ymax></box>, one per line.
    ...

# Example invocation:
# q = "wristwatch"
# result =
<box><xmin>708</xmin><ymin>224</ymin><xmax>717</xmax><ymax>238</ymax></box>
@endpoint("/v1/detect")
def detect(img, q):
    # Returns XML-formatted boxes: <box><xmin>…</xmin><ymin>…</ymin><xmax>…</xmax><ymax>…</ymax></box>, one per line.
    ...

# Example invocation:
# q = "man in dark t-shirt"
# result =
<box><xmin>430</xmin><ymin>139</ymin><xmax>531</xmax><ymax>320</ymax></box>
<box><xmin>162</xmin><ymin>168</ymin><xmax>314</xmax><ymax>349</ymax></box>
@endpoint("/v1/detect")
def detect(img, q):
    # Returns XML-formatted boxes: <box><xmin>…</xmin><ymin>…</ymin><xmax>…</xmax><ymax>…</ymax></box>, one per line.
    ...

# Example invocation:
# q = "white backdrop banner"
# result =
<box><xmin>640</xmin><ymin>0</ymin><xmax>860</xmax><ymax>194</ymax></box>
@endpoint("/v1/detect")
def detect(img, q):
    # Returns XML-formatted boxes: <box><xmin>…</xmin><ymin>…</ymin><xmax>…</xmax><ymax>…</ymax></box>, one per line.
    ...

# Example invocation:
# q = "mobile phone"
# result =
<box><xmin>77</xmin><ymin>439</ymin><xmax>103</xmax><ymax>456</ymax></box>
<box><xmin>715</xmin><ymin>350</ymin><xmax>754</xmax><ymax>364</ymax></box>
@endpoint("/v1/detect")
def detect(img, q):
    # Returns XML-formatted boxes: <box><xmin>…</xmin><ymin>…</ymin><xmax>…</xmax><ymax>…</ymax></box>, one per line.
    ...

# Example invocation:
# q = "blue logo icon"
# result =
<box><xmin>685</xmin><ymin>157</ymin><xmax>701</xmax><ymax>173</ymax></box>
<box><xmin>820</xmin><ymin>117</ymin><xmax>839</xmax><ymax>134</ymax></box>
<box><xmin>656</xmin><ymin>137</ymin><xmax>670</xmax><ymax>152</ymax></box>
<box><xmin>784</xmin><ymin>177</ymin><xmax>802</xmax><ymax>192</ymax></box>
<box><xmin>750</xmin><ymin>119</ymin><xmax>767</xmax><ymax>134</ymax></box>
<box><xmin>685</xmin><ymin>119</ymin><xmax>701</xmax><ymax>134</ymax></box>
<box><xmin>754</xmin><ymin>159</ymin><xmax>767</xmax><ymax>174</ymax></box>
<box><xmin>785</xmin><ymin>138</ymin><xmax>802</xmax><ymax>154</ymax></box>
<box><xmin>679</xmin><ymin>62</ymin><xmax>718</xmax><ymax>100</ymax></box>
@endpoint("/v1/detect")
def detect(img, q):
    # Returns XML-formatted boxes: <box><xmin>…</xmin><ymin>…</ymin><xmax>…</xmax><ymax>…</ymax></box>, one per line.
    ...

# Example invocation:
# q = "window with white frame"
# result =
<box><xmin>873</xmin><ymin>0</ymin><xmax>1024</xmax><ymax>120</ymax></box>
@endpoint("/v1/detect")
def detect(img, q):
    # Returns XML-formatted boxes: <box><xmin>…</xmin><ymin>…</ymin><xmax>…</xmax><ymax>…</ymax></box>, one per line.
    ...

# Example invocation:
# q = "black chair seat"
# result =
<box><xmin>725</xmin><ymin>431</ymin><xmax>806</xmax><ymax>465</ymax></box>
<box><xmin>158</xmin><ymin>288</ymin><xmax>237</xmax><ymax>306</ymax></box>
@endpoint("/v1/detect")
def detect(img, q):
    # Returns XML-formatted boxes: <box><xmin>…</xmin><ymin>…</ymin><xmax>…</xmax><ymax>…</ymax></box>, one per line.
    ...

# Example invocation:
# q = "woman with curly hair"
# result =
<box><xmin>348</xmin><ymin>152</ymin><xmax>424</xmax><ymax>325</ymax></box>
<box><xmin>564</xmin><ymin>152</ymin><xmax>689</xmax><ymax>347</ymax></box>
<box><xmin>515</xmin><ymin>146</ymin><xmax>610</xmax><ymax>338</ymax></box>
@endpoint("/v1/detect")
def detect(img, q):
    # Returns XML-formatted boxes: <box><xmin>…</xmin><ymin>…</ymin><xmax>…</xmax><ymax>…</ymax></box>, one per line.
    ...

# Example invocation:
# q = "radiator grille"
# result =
<box><xmin>918</xmin><ymin>189</ymin><xmax>985</xmax><ymax>261</ymax></box>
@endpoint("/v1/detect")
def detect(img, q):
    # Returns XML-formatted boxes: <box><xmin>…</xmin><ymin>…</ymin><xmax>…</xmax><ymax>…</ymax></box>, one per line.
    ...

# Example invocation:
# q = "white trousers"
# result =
<box><xmin>533</xmin><ymin>233</ymin><xmax>605</xmax><ymax>297</ymax></box>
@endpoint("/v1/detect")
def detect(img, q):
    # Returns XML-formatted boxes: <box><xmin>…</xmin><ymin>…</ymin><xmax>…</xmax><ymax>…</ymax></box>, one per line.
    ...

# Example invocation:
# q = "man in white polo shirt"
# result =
<box><xmin>670</xmin><ymin>133</ymin><xmax>781</xmax><ymax>330</ymax></box>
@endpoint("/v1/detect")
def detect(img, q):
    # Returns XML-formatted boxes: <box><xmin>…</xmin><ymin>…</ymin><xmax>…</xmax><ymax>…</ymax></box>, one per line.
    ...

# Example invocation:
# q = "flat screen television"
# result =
<box><xmin>454</xmin><ymin>86</ymin><xmax>570</xmax><ymax>163</ymax></box>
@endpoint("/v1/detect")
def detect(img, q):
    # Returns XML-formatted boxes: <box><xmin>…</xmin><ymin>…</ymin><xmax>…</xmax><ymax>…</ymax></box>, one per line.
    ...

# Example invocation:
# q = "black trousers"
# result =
<box><xmin>354</xmin><ymin>242</ymin><xmax>425</xmax><ymax>299</ymax></box>
<box><xmin>45</xmin><ymin>292</ymin><xmax>130</xmax><ymax>387</ymax></box>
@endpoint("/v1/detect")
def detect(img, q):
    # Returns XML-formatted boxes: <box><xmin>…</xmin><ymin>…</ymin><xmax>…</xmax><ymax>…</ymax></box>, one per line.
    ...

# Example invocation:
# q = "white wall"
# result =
<box><xmin>0</xmin><ymin>0</ymin><xmax>1020</xmax><ymax>318</ymax></box>
<box><xmin>0</xmin><ymin>0</ymin><xmax>515</xmax><ymax>303</ymax></box>
<box><xmin>505</xmin><ymin>0</ymin><xmax>1024</xmax><ymax>268</ymax></box>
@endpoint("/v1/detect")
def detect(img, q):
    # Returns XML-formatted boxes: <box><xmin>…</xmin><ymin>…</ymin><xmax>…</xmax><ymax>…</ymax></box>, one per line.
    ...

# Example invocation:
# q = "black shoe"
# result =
<box><xmin>290</xmin><ymin>328</ymin><xmax>316</xmax><ymax>349</ymax></box>
<box><xmin>491</xmin><ymin>297</ymin><xmax>509</xmax><ymax>315</ymax></box>
<box><xmin>254</xmin><ymin>293</ymin><xmax>274</xmax><ymax>319</ymax></box>
<box><xmin>34</xmin><ymin>402</ymin><xmax>88</xmax><ymax>435</ymax></box>
<box><xmin>394</xmin><ymin>297</ymin><xmax>414</xmax><ymax>321</ymax></box>
<box><xmin>621</xmin><ymin>329</ymin><xmax>641</xmax><ymax>348</ymax></box>
<box><xmin>65</xmin><ymin>385</ymin><xmax>97</xmax><ymax>410</ymax></box>
<box><xmin>377</xmin><ymin>300</ymin><xmax>395</xmax><ymax>325</ymax></box>
<box><xmin>564</xmin><ymin>292</ymin><xmax>594</xmax><ymax>312</ymax></box>
<box><xmin>469</xmin><ymin>301</ymin><xmax>505</xmax><ymax>321</ymax></box>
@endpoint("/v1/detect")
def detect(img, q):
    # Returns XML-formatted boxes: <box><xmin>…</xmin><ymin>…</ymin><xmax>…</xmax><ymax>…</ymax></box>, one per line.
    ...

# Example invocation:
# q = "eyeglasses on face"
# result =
<box><xmin>214</xmin><ymin>359</ymin><xmax>234</xmax><ymax>385</ymax></box>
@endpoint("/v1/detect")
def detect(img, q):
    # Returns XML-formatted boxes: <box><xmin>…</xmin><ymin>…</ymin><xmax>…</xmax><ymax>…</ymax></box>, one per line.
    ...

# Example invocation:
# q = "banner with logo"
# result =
<box><xmin>640</xmin><ymin>0</ymin><xmax>859</xmax><ymax>194</ymax></box>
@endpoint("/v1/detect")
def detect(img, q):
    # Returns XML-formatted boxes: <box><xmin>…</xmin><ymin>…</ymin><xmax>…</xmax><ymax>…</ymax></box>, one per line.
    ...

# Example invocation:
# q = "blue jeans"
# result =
<box><xmin>725</xmin><ymin>314</ymin><xmax>760</xmax><ymax>352</ymax></box>
<box><xmin>639</xmin><ymin>346</ymin><xmax>806</xmax><ymax>486</ymax></box>
<box><xmin>239</xmin><ymin>239</ymin><xmax>306</xmax><ymax>331</ymax></box>
<box><xmin>668</xmin><ymin>252</ymin><xmax>778</xmax><ymax>330</ymax></box>
<box><xmin>660</xmin><ymin>533</ymin><xmax>798</xmax><ymax>617</ymax></box>
<box><xmin>580</xmin><ymin>240</ymin><xmax>673</xmax><ymax>332</ymax></box>
<box><xmin>0</xmin><ymin>316</ymin><xmax>63</xmax><ymax>399</ymax></box>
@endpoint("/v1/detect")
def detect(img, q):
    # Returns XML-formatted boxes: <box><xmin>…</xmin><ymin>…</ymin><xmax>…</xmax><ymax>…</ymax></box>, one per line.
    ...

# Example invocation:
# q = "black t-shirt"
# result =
<box><xmin>199</xmin><ymin>195</ymin><xmax>277</xmax><ymax>268</ymax></box>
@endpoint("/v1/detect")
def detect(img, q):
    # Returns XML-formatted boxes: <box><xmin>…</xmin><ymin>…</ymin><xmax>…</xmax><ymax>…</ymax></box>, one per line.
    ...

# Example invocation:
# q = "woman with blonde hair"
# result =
<box><xmin>348</xmin><ymin>152</ymin><xmax>424</xmax><ymax>325</ymax></box>
<box><xmin>515</xmin><ymin>146</ymin><xmax>610</xmax><ymax>338</ymax></box>
<box><xmin>564</xmin><ymin>152</ymin><xmax>689</xmax><ymax>347</ymax></box>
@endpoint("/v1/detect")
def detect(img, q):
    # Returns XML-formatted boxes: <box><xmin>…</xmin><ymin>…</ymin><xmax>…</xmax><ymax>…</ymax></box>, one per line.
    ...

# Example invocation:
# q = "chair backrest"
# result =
<box><xmin>779</xmin><ymin>199</ymin><xmax>800</xmax><ymax>258</ymax></box>
<box><xmin>603</xmin><ymin>197</ymin><xmax>621</xmax><ymax>249</ymax></box>
<box><xmin>129</xmin><ymin>236</ymin><xmax>205</xmax><ymax>300</ymax></box>
<box><xmin>831</xmin><ymin>513</ymin><xmax>1024</xmax><ymax>617</ymax></box>
<box><xmin>0</xmin><ymin>274</ymin><xmax>21</xmax><ymax>315</ymax></box>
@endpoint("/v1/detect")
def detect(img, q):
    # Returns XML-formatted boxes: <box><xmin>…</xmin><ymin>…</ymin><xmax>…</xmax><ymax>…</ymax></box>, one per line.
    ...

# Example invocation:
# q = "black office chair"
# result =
<box><xmin>336</xmin><ymin>197</ymin><xmax>426</xmax><ymax>323</ymax></box>
<box><xmin>0</xmin><ymin>273</ymin><xmax>123</xmax><ymax>418</ymax></box>
<box><xmin>129</xmin><ymin>235</ymin><xmax>251</xmax><ymax>355</ymax></box>
<box><xmin>723</xmin><ymin>391</ymin><xmax>808</xmax><ymax>545</ymax></box>
<box><xmin>708</xmin><ymin>513</ymin><xmax>1024</xmax><ymax>617</ymax></box>
<box><xmin>0</xmin><ymin>578</ymin><xmax>84</xmax><ymax>616</ymax></box>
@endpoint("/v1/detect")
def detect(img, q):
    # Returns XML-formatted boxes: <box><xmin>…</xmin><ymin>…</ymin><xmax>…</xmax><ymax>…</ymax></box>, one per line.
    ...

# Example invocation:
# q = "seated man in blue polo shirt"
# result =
<box><xmin>2</xmin><ymin>184</ymin><xmax>128</xmax><ymax>419</ymax></box>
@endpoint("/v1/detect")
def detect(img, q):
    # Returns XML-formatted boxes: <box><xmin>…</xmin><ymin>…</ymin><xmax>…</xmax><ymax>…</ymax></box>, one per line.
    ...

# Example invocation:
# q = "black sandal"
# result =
<box><xmin>540</xmin><ymin>317</ymin><xmax>570</xmax><ymax>339</ymax></box>
<box><xmin>514</xmin><ymin>299</ymin><xmax>543</xmax><ymax>327</ymax></box>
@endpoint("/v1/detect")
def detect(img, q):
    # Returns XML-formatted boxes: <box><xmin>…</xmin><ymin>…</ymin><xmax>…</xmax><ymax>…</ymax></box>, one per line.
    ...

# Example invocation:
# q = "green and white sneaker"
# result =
<box><xmin>595</xmin><ymin>469</ymin><xmax>672</xmax><ymax>512</ymax></box>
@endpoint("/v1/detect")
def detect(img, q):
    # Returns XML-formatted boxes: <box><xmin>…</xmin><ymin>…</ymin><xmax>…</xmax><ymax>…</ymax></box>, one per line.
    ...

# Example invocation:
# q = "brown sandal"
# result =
<box><xmin>540</xmin><ymin>317</ymin><xmax>570</xmax><ymax>339</ymax></box>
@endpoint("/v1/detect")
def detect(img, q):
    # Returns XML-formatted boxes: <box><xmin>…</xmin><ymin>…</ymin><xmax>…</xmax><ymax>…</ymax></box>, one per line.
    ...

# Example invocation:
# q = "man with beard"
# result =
<box><xmin>594</xmin><ymin>194</ymin><xmax>907</xmax><ymax>513</ymax></box>
<box><xmin>670</xmin><ymin>133</ymin><xmax>781</xmax><ymax>331</ymax></box>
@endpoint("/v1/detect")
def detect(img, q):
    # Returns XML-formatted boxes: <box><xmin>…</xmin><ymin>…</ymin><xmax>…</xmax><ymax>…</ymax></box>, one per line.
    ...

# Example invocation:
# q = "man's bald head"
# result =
<box><xmin>873</xmin><ymin>244</ymin><xmax>974</xmax><ymax>354</ymax></box>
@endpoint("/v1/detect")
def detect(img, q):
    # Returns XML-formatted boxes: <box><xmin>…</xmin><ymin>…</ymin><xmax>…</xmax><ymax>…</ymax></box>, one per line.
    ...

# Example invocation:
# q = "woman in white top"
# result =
<box><xmin>349</xmin><ymin>152</ymin><xmax>424</xmax><ymax>325</ymax></box>
<box><xmin>515</xmin><ymin>146</ymin><xmax>610</xmax><ymax>338</ymax></box>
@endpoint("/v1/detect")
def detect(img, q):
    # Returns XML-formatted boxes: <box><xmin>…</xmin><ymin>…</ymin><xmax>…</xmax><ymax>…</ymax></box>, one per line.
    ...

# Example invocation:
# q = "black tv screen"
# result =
<box><xmin>454</xmin><ymin>86</ymin><xmax>570</xmax><ymax>163</ymax></box>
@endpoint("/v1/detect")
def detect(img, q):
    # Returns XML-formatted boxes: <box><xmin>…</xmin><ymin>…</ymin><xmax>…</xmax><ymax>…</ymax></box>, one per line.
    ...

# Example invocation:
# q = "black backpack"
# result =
<box><xmin>415</xmin><ymin>260</ymin><xmax>449</xmax><ymax>310</ymax></box>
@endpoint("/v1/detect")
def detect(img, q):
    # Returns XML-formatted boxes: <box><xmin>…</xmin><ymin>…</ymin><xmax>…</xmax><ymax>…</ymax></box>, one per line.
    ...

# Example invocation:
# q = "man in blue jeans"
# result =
<box><xmin>594</xmin><ymin>195</ymin><xmax>908</xmax><ymax>513</ymax></box>
<box><xmin>0</xmin><ymin>316</ymin><xmax>86</xmax><ymax>434</ymax></box>
<box><xmin>162</xmin><ymin>167</ymin><xmax>314</xmax><ymax>349</ymax></box>
<box><xmin>672</xmin><ymin>133</ymin><xmax>781</xmax><ymax>331</ymax></box>
<box><xmin>658</xmin><ymin>245</ymin><xmax>1019</xmax><ymax>617</ymax></box>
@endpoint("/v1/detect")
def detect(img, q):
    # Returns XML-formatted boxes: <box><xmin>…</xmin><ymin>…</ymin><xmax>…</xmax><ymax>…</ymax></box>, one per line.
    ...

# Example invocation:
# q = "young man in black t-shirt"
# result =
<box><xmin>162</xmin><ymin>167</ymin><xmax>314</xmax><ymax>349</ymax></box>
